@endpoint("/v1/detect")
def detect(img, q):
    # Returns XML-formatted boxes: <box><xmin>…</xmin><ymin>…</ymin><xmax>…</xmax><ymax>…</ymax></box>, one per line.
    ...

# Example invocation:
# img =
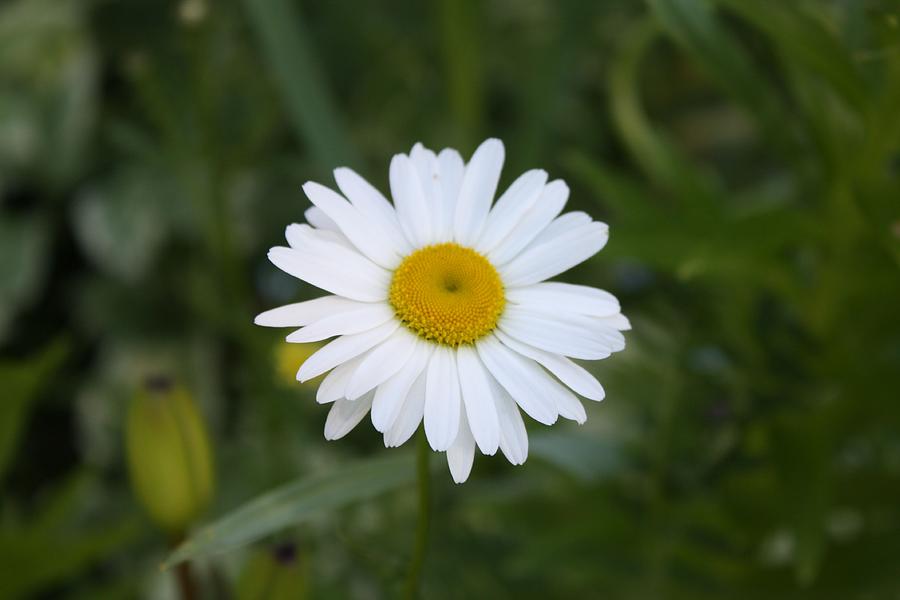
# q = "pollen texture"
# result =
<box><xmin>389</xmin><ymin>243</ymin><xmax>505</xmax><ymax>346</ymax></box>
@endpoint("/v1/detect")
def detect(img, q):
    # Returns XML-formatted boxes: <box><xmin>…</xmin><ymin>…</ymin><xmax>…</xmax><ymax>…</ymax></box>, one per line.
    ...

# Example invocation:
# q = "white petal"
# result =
<box><xmin>410</xmin><ymin>143</ymin><xmax>443</xmax><ymax>244</ymax></box>
<box><xmin>487</xmin><ymin>180</ymin><xmax>568</xmax><ymax>266</ymax></box>
<box><xmin>553</xmin><ymin>386</ymin><xmax>587</xmax><ymax>424</ymax></box>
<box><xmin>304</xmin><ymin>207</ymin><xmax>341</xmax><ymax>233</ymax></box>
<box><xmin>495</xmin><ymin>330</ymin><xmax>605</xmax><ymax>402</ymax></box>
<box><xmin>302</xmin><ymin>181</ymin><xmax>401</xmax><ymax>268</ymax></box>
<box><xmin>316</xmin><ymin>352</ymin><xmax>369</xmax><ymax>404</ymax></box>
<box><xmin>385</xmin><ymin>370</ymin><xmax>427</xmax><ymax>448</ymax></box>
<box><xmin>255</xmin><ymin>295</ymin><xmax>353</xmax><ymax>328</ymax></box>
<box><xmin>498</xmin><ymin>307</ymin><xmax>624</xmax><ymax>360</ymax></box>
<box><xmin>475</xmin><ymin>169</ymin><xmax>547</xmax><ymax>253</ymax></box>
<box><xmin>297</xmin><ymin>321</ymin><xmax>398</xmax><ymax>382</ymax></box>
<box><xmin>390</xmin><ymin>154</ymin><xmax>433</xmax><ymax>248</ymax></box>
<box><xmin>345</xmin><ymin>328</ymin><xmax>418</xmax><ymax>400</ymax></box>
<box><xmin>488</xmin><ymin>334</ymin><xmax>587</xmax><ymax>423</ymax></box>
<box><xmin>480</xmin><ymin>334</ymin><xmax>583</xmax><ymax>424</ymax></box>
<box><xmin>437</xmin><ymin>148</ymin><xmax>464</xmax><ymax>241</ymax></box>
<box><xmin>599</xmin><ymin>313</ymin><xmax>632</xmax><ymax>331</ymax></box>
<box><xmin>506</xmin><ymin>282</ymin><xmax>621</xmax><ymax>317</ymax></box>
<box><xmin>286</xmin><ymin>302</ymin><xmax>394</xmax><ymax>343</ymax></box>
<box><xmin>286</xmin><ymin>222</ymin><xmax>348</xmax><ymax>249</ymax></box>
<box><xmin>446</xmin><ymin>409</ymin><xmax>476</xmax><ymax>483</ymax></box>
<box><xmin>333</xmin><ymin>167</ymin><xmax>412</xmax><ymax>255</ymax></box>
<box><xmin>500</xmin><ymin>221</ymin><xmax>609</xmax><ymax>287</ymax></box>
<box><xmin>475</xmin><ymin>335</ymin><xmax>558</xmax><ymax>425</ymax></box>
<box><xmin>424</xmin><ymin>345</ymin><xmax>461</xmax><ymax>451</ymax></box>
<box><xmin>372</xmin><ymin>345</ymin><xmax>431</xmax><ymax>432</ymax></box>
<box><xmin>454</xmin><ymin>138</ymin><xmax>505</xmax><ymax>246</ymax></box>
<box><xmin>268</xmin><ymin>233</ymin><xmax>390</xmax><ymax>302</ymax></box>
<box><xmin>456</xmin><ymin>345</ymin><xmax>499</xmax><ymax>455</ymax></box>
<box><xmin>324</xmin><ymin>392</ymin><xmax>374</xmax><ymax>440</ymax></box>
<box><xmin>520</xmin><ymin>309</ymin><xmax>627</xmax><ymax>354</ymax></box>
<box><xmin>488</xmin><ymin>373</ymin><xmax>528</xmax><ymax>465</ymax></box>
<box><xmin>530</xmin><ymin>211</ymin><xmax>591</xmax><ymax>247</ymax></box>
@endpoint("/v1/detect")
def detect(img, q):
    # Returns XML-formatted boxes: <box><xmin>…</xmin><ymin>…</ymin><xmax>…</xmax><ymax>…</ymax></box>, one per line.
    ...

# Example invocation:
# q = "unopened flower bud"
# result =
<box><xmin>236</xmin><ymin>542</ymin><xmax>306</xmax><ymax>600</ymax></box>
<box><xmin>126</xmin><ymin>376</ymin><xmax>214</xmax><ymax>533</ymax></box>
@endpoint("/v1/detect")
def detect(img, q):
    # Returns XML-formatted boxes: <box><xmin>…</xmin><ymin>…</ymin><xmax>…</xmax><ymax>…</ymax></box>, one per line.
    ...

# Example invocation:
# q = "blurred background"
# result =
<box><xmin>2</xmin><ymin>0</ymin><xmax>899</xmax><ymax>598</ymax></box>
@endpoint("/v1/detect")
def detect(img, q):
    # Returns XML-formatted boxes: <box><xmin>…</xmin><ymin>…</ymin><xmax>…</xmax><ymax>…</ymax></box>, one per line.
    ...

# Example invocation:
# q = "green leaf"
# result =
<box><xmin>241</xmin><ymin>0</ymin><xmax>357</xmax><ymax>172</ymax></box>
<box><xmin>608</xmin><ymin>18</ymin><xmax>719</xmax><ymax>210</ymax></box>
<box><xmin>0</xmin><ymin>0</ymin><xmax>97</xmax><ymax>189</ymax></box>
<box><xmin>163</xmin><ymin>453</ymin><xmax>415</xmax><ymax>568</ymax></box>
<box><xmin>715</xmin><ymin>0</ymin><xmax>869</xmax><ymax>113</ymax></box>
<box><xmin>530</xmin><ymin>431</ymin><xmax>625</xmax><ymax>483</ymax></box>
<box><xmin>0</xmin><ymin>339</ymin><xmax>69</xmax><ymax>483</ymax></box>
<box><xmin>647</xmin><ymin>0</ymin><xmax>798</xmax><ymax>155</ymax></box>
<box><xmin>0</xmin><ymin>214</ymin><xmax>49</xmax><ymax>342</ymax></box>
<box><xmin>71</xmin><ymin>168</ymin><xmax>168</xmax><ymax>283</ymax></box>
<box><xmin>773</xmin><ymin>409</ymin><xmax>833</xmax><ymax>586</ymax></box>
<box><xmin>562</xmin><ymin>151</ymin><xmax>667</xmax><ymax>223</ymax></box>
<box><xmin>0</xmin><ymin>471</ymin><xmax>143</xmax><ymax>599</ymax></box>
<box><xmin>0</xmin><ymin>517</ymin><xmax>141</xmax><ymax>600</ymax></box>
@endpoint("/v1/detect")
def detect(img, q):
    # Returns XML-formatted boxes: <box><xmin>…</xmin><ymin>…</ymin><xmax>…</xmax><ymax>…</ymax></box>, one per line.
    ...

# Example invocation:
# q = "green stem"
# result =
<box><xmin>404</xmin><ymin>431</ymin><xmax>431</xmax><ymax>599</ymax></box>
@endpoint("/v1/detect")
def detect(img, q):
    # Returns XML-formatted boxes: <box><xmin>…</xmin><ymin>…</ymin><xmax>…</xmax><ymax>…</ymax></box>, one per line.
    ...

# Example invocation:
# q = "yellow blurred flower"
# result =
<box><xmin>275</xmin><ymin>341</ymin><xmax>324</xmax><ymax>388</ymax></box>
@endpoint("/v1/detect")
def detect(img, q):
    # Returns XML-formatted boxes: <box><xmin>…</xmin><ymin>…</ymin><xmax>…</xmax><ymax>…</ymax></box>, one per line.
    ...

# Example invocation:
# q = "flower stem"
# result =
<box><xmin>169</xmin><ymin>533</ymin><xmax>198</xmax><ymax>600</ymax></box>
<box><xmin>404</xmin><ymin>431</ymin><xmax>431</xmax><ymax>599</ymax></box>
<box><xmin>174</xmin><ymin>561</ymin><xmax>198</xmax><ymax>600</ymax></box>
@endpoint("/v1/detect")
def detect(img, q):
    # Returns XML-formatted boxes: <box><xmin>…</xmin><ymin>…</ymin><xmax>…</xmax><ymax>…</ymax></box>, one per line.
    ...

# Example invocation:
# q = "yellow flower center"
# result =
<box><xmin>389</xmin><ymin>243</ymin><xmax>505</xmax><ymax>346</ymax></box>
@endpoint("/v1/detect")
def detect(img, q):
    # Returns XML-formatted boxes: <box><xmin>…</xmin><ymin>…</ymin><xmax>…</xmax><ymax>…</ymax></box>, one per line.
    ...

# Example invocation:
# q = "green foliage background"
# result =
<box><xmin>1</xmin><ymin>0</ymin><xmax>899</xmax><ymax>598</ymax></box>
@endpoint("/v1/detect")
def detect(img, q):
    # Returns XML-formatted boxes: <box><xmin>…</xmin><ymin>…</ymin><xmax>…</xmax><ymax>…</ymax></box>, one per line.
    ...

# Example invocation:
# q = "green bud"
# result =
<box><xmin>126</xmin><ymin>376</ymin><xmax>214</xmax><ymax>533</ymax></box>
<box><xmin>237</xmin><ymin>543</ymin><xmax>307</xmax><ymax>600</ymax></box>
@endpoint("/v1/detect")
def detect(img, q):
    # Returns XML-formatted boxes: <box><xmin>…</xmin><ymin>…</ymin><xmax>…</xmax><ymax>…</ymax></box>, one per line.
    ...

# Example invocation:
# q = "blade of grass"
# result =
<box><xmin>508</xmin><ymin>2</ymin><xmax>597</xmax><ymax>172</ymax></box>
<box><xmin>609</xmin><ymin>18</ymin><xmax>719</xmax><ymax>214</ymax></box>
<box><xmin>242</xmin><ymin>0</ymin><xmax>357</xmax><ymax>171</ymax></box>
<box><xmin>715</xmin><ymin>0</ymin><xmax>869</xmax><ymax>113</ymax></box>
<box><xmin>0</xmin><ymin>339</ymin><xmax>69</xmax><ymax>484</ymax></box>
<box><xmin>647</xmin><ymin>0</ymin><xmax>799</xmax><ymax>156</ymax></box>
<box><xmin>562</xmin><ymin>150</ymin><xmax>668</xmax><ymax>222</ymax></box>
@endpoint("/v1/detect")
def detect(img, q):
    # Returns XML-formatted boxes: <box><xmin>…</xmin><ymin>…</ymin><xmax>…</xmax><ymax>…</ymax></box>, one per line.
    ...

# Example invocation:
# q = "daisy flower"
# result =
<box><xmin>255</xmin><ymin>139</ymin><xmax>628</xmax><ymax>483</ymax></box>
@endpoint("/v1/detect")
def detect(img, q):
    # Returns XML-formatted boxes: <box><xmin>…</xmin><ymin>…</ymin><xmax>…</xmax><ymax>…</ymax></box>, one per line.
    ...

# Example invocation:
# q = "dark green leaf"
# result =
<box><xmin>715</xmin><ymin>0</ymin><xmax>869</xmax><ymax>112</ymax></box>
<box><xmin>0</xmin><ymin>339</ymin><xmax>68</xmax><ymax>483</ymax></box>
<box><xmin>608</xmin><ymin>17</ymin><xmax>720</xmax><ymax>210</ymax></box>
<box><xmin>647</xmin><ymin>0</ymin><xmax>798</xmax><ymax>154</ymax></box>
<box><xmin>0</xmin><ymin>215</ymin><xmax>49</xmax><ymax>341</ymax></box>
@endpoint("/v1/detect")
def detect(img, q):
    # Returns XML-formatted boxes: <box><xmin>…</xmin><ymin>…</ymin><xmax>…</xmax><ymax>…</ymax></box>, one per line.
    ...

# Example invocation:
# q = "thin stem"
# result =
<box><xmin>174</xmin><ymin>561</ymin><xmax>198</xmax><ymax>600</ymax></box>
<box><xmin>404</xmin><ymin>431</ymin><xmax>431</xmax><ymax>599</ymax></box>
<box><xmin>169</xmin><ymin>534</ymin><xmax>198</xmax><ymax>600</ymax></box>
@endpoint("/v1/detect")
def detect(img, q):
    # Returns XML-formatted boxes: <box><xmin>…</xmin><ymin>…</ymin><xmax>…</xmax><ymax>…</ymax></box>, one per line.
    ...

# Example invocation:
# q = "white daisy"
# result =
<box><xmin>255</xmin><ymin>139</ymin><xmax>629</xmax><ymax>483</ymax></box>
